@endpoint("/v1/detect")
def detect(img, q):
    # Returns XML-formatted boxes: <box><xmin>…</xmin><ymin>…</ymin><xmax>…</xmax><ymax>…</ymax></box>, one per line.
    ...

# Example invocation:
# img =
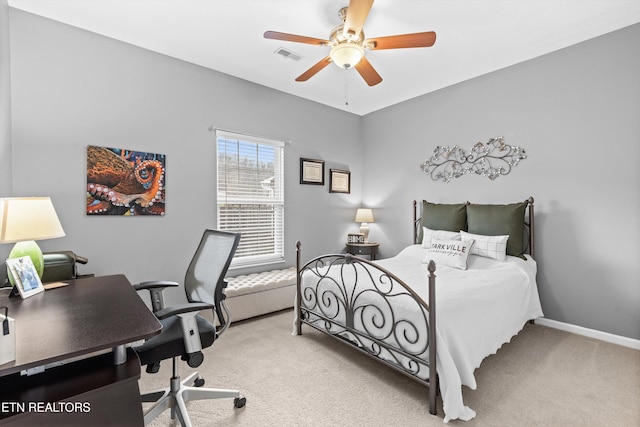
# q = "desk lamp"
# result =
<box><xmin>355</xmin><ymin>208</ymin><xmax>374</xmax><ymax>243</ymax></box>
<box><xmin>0</xmin><ymin>197</ymin><xmax>65</xmax><ymax>279</ymax></box>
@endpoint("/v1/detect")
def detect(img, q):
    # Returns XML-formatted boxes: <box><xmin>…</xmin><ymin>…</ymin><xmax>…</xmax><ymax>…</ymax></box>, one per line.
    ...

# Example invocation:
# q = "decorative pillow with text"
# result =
<box><xmin>423</xmin><ymin>239</ymin><xmax>475</xmax><ymax>270</ymax></box>
<box><xmin>421</xmin><ymin>227</ymin><xmax>461</xmax><ymax>249</ymax></box>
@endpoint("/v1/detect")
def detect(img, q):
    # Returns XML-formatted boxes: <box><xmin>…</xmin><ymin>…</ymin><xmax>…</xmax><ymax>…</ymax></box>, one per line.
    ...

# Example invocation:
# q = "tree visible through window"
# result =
<box><xmin>216</xmin><ymin>130</ymin><xmax>284</xmax><ymax>267</ymax></box>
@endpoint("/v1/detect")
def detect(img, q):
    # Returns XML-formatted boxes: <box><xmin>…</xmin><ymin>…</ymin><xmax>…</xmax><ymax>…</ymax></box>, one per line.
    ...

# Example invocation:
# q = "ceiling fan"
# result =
<box><xmin>264</xmin><ymin>0</ymin><xmax>436</xmax><ymax>86</ymax></box>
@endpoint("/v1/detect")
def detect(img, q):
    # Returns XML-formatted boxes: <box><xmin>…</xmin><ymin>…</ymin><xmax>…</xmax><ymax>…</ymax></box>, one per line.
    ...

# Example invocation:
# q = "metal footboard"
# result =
<box><xmin>295</xmin><ymin>241</ymin><xmax>438</xmax><ymax>415</ymax></box>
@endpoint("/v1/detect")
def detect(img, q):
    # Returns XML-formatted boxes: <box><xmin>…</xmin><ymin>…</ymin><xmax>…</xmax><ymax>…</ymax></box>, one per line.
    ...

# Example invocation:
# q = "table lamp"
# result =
<box><xmin>355</xmin><ymin>208</ymin><xmax>374</xmax><ymax>243</ymax></box>
<box><xmin>0</xmin><ymin>197</ymin><xmax>66</xmax><ymax>280</ymax></box>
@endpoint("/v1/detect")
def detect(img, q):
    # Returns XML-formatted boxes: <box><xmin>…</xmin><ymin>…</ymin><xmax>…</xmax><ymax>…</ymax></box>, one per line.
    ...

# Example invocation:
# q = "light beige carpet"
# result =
<box><xmin>142</xmin><ymin>309</ymin><xmax>640</xmax><ymax>427</ymax></box>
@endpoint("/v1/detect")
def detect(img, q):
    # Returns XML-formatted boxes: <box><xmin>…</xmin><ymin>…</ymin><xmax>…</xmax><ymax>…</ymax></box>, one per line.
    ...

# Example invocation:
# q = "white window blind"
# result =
<box><xmin>216</xmin><ymin>130</ymin><xmax>285</xmax><ymax>267</ymax></box>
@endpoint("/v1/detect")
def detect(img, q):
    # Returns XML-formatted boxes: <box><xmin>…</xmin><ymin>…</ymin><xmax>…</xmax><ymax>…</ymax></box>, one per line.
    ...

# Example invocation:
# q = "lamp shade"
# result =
<box><xmin>355</xmin><ymin>208</ymin><xmax>374</xmax><ymax>223</ymax></box>
<box><xmin>0</xmin><ymin>197</ymin><xmax>65</xmax><ymax>243</ymax></box>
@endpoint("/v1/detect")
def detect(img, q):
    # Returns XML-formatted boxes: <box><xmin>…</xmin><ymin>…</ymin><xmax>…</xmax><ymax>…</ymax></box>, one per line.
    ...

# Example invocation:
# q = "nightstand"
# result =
<box><xmin>345</xmin><ymin>242</ymin><xmax>379</xmax><ymax>260</ymax></box>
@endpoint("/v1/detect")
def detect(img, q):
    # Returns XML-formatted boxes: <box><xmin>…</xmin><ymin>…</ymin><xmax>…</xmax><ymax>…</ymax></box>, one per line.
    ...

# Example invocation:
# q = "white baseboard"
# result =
<box><xmin>535</xmin><ymin>318</ymin><xmax>640</xmax><ymax>350</ymax></box>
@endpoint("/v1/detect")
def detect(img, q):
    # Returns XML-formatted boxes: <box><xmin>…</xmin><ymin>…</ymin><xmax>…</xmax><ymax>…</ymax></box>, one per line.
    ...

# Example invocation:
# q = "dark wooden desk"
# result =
<box><xmin>0</xmin><ymin>274</ymin><xmax>161</xmax><ymax>426</ymax></box>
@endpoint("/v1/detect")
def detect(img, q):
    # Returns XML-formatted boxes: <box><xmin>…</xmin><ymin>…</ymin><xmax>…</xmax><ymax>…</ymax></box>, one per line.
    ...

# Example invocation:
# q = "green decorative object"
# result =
<box><xmin>8</xmin><ymin>240</ymin><xmax>45</xmax><ymax>279</ymax></box>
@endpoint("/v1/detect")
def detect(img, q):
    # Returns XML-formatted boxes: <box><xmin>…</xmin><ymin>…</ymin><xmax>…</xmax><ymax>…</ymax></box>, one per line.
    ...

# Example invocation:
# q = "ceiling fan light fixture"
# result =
<box><xmin>330</xmin><ymin>43</ymin><xmax>364</xmax><ymax>69</ymax></box>
<box><xmin>264</xmin><ymin>2</ymin><xmax>434</xmax><ymax>86</ymax></box>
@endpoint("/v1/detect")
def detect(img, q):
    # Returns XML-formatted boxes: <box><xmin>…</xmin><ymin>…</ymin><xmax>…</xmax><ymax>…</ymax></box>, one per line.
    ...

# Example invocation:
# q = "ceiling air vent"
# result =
<box><xmin>274</xmin><ymin>47</ymin><xmax>302</xmax><ymax>61</ymax></box>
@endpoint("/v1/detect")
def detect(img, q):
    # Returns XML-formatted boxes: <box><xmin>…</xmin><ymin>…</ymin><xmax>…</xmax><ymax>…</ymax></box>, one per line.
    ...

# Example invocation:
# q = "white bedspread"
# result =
<box><xmin>296</xmin><ymin>244</ymin><xmax>543</xmax><ymax>422</ymax></box>
<box><xmin>379</xmin><ymin>245</ymin><xmax>543</xmax><ymax>422</ymax></box>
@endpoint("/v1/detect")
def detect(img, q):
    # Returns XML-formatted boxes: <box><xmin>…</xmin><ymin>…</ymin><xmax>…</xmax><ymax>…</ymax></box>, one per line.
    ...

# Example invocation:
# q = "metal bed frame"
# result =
<box><xmin>295</xmin><ymin>197</ymin><xmax>534</xmax><ymax>417</ymax></box>
<box><xmin>295</xmin><ymin>243</ymin><xmax>438</xmax><ymax>414</ymax></box>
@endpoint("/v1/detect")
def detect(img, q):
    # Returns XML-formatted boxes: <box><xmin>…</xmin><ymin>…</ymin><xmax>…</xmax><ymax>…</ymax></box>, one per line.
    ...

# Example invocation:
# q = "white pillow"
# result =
<box><xmin>421</xmin><ymin>227</ymin><xmax>461</xmax><ymax>249</ymax></box>
<box><xmin>460</xmin><ymin>230</ymin><xmax>509</xmax><ymax>261</ymax></box>
<box><xmin>423</xmin><ymin>238</ymin><xmax>475</xmax><ymax>270</ymax></box>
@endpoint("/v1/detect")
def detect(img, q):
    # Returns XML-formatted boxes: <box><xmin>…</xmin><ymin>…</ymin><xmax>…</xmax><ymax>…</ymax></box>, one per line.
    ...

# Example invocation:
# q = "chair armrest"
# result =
<box><xmin>134</xmin><ymin>280</ymin><xmax>179</xmax><ymax>291</ymax></box>
<box><xmin>154</xmin><ymin>302</ymin><xmax>214</xmax><ymax>320</ymax></box>
<box><xmin>134</xmin><ymin>281</ymin><xmax>179</xmax><ymax>313</ymax></box>
<box><xmin>156</xmin><ymin>302</ymin><xmax>216</xmax><ymax>358</ymax></box>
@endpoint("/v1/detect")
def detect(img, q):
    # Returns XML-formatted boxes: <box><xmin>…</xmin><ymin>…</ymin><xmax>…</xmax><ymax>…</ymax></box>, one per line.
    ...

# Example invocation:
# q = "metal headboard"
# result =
<box><xmin>413</xmin><ymin>197</ymin><xmax>535</xmax><ymax>257</ymax></box>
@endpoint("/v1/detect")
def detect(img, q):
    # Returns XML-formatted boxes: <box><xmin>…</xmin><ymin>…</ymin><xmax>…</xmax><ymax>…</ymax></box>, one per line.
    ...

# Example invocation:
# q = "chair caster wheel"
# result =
<box><xmin>193</xmin><ymin>376</ymin><xmax>205</xmax><ymax>387</ymax></box>
<box><xmin>234</xmin><ymin>397</ymin><xmax>246</xmax><ymax>408</ymax></box>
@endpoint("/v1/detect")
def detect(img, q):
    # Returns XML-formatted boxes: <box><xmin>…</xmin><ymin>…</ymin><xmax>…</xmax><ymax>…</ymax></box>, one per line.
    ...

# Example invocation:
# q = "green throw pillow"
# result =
<box><xmin>419</xmin><ymin>201</ymin><xmax>468</xmax><ymax>242</ymax></box>
<box><xmin>466</xmin><ymin>200</ymin><xmax>529</xmax><ymax>259</ymax></box>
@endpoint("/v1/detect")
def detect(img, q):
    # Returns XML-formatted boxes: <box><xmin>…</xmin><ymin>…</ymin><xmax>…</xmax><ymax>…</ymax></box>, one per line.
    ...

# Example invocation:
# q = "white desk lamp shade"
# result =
<box><xmin>355</xmin><ymin>208</ymin><xmax>374</xmax><ymax>242</ymax></box>
<box><xmin>0</xmin><ymin>197</ymin><xmax>66</xmax><ymax>279</ymax></box>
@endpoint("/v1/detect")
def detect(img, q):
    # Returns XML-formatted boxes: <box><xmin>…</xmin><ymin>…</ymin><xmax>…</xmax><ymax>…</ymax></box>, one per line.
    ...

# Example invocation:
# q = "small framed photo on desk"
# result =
<box><xmin>6</xmin><ymin>256</ymin><xmax>45</xmax><ymax>299</ymax></box>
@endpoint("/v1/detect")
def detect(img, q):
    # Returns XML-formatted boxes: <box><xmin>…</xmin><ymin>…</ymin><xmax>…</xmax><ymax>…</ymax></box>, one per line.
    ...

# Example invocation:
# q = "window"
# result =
<box><xmin>216</xmin><ymin>130</ymin><xmax>285</xmax><ymax>267</ymax></box>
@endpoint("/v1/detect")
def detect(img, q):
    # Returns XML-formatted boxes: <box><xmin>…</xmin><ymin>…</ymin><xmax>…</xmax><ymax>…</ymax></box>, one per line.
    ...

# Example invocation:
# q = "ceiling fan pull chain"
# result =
<box><xmin>344</xmin><ymin>72</ymin><xmax>349</xmax><ymax>106</ymax></box>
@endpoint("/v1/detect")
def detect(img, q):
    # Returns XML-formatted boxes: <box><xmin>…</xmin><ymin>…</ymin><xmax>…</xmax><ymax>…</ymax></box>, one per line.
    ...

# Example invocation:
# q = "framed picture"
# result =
<box><xmin>330</xmin><ymin>169</ymin><xmax>351</xmax><ymax>193</ymax></box>
<box><xmin>6</xmin><ymin>256</ymin><xmax>45</xmax><ymax>299</ymax></box>
<box><xmin>87</xmin><ymin>145</ymin><xmax>166</xmax><ymax>216</ymax></box>
<box><xmin>300</xmin><ymin>158</ymin><xmax>325</xmax><ymax>185</ymax></box>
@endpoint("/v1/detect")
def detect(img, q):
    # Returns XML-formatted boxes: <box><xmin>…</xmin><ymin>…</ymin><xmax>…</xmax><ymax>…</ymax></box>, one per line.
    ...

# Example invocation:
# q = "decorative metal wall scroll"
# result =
<box><xmin>419</xmin><ymin>136</ymin><xmax>526</xmax><ymax>183</ymax></box>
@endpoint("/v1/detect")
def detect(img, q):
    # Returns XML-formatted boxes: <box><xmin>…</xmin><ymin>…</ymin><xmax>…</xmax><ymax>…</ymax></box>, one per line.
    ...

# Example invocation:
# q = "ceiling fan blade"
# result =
<box><xmin>295</xmin><ymin>56</ymin><xmax>333</xmax><ymax>82</ymax></box>
<box><xmin>343</xmin><ymin>0</ymin><xmax>374</xmax><ymax>39</ymax></box>
<box><xmin>366</xmin><ymin>31</ymin><xmax>437</xmax><ymax>50</ymax></box>
<box><xmin>354</xmin><ymin>57</ymin><xmax>382</xmax><ymax>86</ymax></box>
<box><xmin>264</xmin><ymin>31</ymin><xmax>329</xmax><ymax>46</ymax></box>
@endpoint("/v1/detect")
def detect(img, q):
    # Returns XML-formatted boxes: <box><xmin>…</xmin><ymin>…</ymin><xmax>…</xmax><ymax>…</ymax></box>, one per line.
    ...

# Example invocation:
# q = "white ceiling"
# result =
<box><xmin>8</xmin><ymin>0</ymin><xmax>640</xmax><ymax>116</ymax></box>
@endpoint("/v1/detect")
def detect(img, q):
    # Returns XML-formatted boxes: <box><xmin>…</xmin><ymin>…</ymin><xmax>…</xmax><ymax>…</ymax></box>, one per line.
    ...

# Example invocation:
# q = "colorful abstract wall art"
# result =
<box><xmin>86</xmin><ymin>145</ymin><xmax>166</xmax><ymax>216</ymax></box>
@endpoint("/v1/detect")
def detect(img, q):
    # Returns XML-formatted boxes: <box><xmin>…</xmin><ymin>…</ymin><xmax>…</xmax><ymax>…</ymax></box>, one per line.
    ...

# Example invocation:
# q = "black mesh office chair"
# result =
<box><xmin>133</xmin><ymin>229</ymin><xmax>245</xmax><ymax>426</ymax></box>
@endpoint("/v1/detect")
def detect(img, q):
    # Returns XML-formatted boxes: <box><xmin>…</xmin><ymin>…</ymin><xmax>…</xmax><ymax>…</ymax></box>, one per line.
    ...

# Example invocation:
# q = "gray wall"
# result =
<box><xmin>4</xmin><ymin>9</ymin><xmax>639</xmax><ymax>340</ymax></box>
<box><xmin>362</xmin><ymin>24</ymin><xmax>640</xmax><ymax>340</ymax></box>
<box><xmin>6</xmin><ymin>9</ymin><xmax>363</xmax><ymax>303</ymax></box>
<box><xmin>0</xmin><ymin>0</ymin><xmax>12</xmax><ymax>195</ymax></box>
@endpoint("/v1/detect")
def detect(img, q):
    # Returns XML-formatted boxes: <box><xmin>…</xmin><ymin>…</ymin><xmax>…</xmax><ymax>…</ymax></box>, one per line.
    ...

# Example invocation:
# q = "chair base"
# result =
<box><xmin>141</xmin><ymin>370</ymin><xmax>245</xmax><ymax>427</ymax></box>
